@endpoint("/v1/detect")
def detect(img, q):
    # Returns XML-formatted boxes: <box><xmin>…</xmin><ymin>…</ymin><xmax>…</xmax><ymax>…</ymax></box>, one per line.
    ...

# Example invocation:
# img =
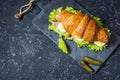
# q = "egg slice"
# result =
<box><xmin>57</xmin><ymin>23</ymin><xmax>66</xmax><ymax>33</ymax></box>
<box><xmin>74</xmin><ymin>37</ymin><xmax>84</xmax><ymax>41</ymax></box>
<box><xmin>94</xmin><ymin>41</ymin><xmax>105</xmax><ymax>46</ymax></box>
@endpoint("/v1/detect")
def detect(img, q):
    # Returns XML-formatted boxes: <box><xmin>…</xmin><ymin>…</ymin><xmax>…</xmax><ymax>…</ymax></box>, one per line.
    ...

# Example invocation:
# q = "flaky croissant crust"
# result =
<box><xmin>56</xmin><ymin>11</ymin><xmax>108</xmax><ymax>43</ymax></box>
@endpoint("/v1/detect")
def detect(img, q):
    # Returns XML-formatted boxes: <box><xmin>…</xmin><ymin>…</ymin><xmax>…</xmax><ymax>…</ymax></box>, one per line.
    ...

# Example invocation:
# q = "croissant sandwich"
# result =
<box><xmin>48</xmin><ymin>7</ymin><xmax>111</xmax><ymax>53</ymax></box>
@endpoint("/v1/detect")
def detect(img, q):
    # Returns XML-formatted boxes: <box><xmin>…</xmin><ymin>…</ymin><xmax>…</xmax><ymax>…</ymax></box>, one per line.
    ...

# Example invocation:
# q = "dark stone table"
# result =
<box><xmin>0</xmin><ymin>0</ymin><xmax>120</xmax><ymax>80</ymax></box>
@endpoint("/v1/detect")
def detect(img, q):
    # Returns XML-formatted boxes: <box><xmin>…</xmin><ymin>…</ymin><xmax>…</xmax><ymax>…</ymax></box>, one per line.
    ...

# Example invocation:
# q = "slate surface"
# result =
<box><xmin>32</xmin><ymin>0</ymin><xmax>120</xmax><ymax>73</ymax></box>
<box><xmin>0</xmin><ymin>0</ymin><xmax>120</xmax><ymax>80</ymax></box>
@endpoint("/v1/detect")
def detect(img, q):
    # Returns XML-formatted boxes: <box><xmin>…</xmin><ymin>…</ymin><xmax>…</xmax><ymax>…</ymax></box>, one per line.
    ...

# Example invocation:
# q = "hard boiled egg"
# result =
<box><xmin>74</xmin><ymin>37</ymin><xmax>84</xmax><ymax>41</ymax></box>
<box><xmin>57</xmin><ymin>23</ymin><xmax>66</xmax><ymax>33</ymax></box>
<box><xmin>94</xmin><ymin>41</ymin><xmax>105</xmax><ymax>46</ymax></box>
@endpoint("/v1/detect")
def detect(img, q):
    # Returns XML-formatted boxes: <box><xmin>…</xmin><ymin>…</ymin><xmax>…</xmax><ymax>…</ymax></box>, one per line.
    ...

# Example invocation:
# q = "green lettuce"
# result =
<box><xmin>88</xmin><ymin>43</ymin><xmax>108</xmax><ymax>51</ymax></box>
<box><xmin>91</xmin><ymin>16</ymin><xmax>111</xmax><ymax>37</ymax></box>
<box><xmin>73</xmin><ymin>39</ymin><xmax>89</xmax><ymax>47</ymax></box>
<box><xmin>58</xmin><ymin>37</ymin><xmax>69</xmax><ymax>54</ymax></box>
<box><xmin>49</xmin><ymin>7</ymin><xmax>63</xmax><ymax>22</ymax></box>
<box><xmin>64</xmin><ymin>6</ymin><xmax>80</xmax><ymax>14</ymax></box>
<box><xmin>105</xmin><ymin>28</ymin><xmax>111</xmax><ymax>37</ymax></box>
<box><xmin>91</xmin><ymin>16</ymin><xmax>103</xmax><ymax>27</ymax></box>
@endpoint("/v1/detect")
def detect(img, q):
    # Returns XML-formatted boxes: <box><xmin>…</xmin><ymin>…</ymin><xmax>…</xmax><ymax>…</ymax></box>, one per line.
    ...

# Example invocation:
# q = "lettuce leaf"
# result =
<box><xmin>73</xmin><ymin>39</ymin><xmax>89</xmax><ymax>47</ymax></box>
<box><xmin>49</xmin><ymin>7</ymin><xmax>63</xmax><ymax>22</ymax></box>
<box><xmin>105</xmin><ymin>28</ymin><xmax>111</xmax><ymax>37</ymax></box>
<box><xmin>88</xmin><ymin>43</ymin><xmax>107</xmax><ymax>51</ymax></box>
<box><xmin>58</xmin><ymin>37</ymin><xmax>69</xmax><ymax>54</ymax></box>
<box><xmin>91</xmin><ymin>16</ymin><xmax>103</xmax><ymax>27</ymax></box>
<box><xmin>64</xmin><ymin>6</ymin><xmax>80</xmax><ymax>14</ymax></box>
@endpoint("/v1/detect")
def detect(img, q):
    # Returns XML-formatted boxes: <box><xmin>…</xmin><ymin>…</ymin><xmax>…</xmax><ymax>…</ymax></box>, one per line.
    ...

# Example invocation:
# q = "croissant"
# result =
<box><xmin>56</xmin><ymin>10</ymin><xmax>108</xmax><ymax>43</ymax></box>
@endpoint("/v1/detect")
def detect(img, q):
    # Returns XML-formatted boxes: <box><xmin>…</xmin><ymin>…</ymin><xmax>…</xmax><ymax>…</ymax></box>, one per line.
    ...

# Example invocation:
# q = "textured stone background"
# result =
<box><xmin>0</xmin><ymin>0</ymin><xmax>120</xmax><ymax>80</ymax></box>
